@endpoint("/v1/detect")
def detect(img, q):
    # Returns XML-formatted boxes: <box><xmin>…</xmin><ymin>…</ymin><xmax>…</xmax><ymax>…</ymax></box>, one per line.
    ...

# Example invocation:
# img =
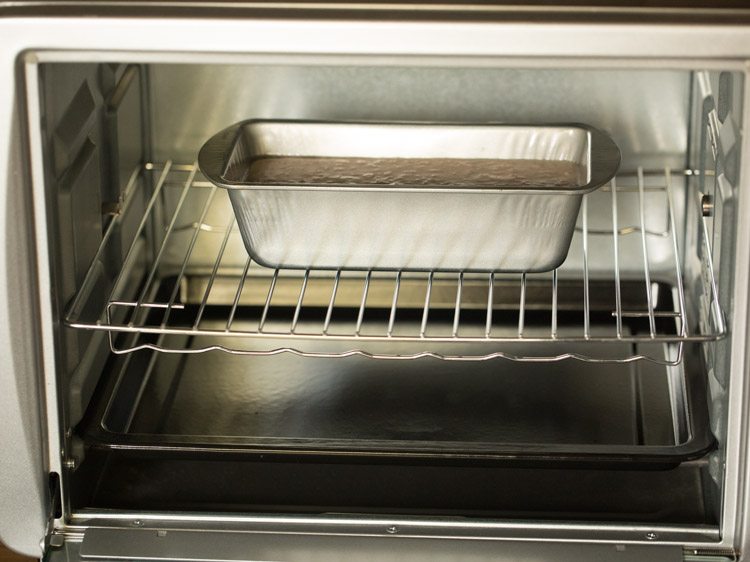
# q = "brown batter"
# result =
<box><xmin>244</xmin><ymin>156</ymin><xmax>586</xmax><ymax>188</ymax></box>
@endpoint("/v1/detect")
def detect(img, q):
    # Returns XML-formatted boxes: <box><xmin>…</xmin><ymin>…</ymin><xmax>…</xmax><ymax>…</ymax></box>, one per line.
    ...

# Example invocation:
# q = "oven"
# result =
<box><xmin>1</xmin><ymin>2</ymin><xmax>750</xmax><ymax>561</ymax></box>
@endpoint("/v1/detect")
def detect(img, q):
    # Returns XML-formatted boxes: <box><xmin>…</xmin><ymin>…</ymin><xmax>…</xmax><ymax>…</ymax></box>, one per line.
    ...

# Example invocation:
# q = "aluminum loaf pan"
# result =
<box><xmin>198</xmin><ymin>120</ymin><xmax>620</xmax><ymax>272</ymax></box>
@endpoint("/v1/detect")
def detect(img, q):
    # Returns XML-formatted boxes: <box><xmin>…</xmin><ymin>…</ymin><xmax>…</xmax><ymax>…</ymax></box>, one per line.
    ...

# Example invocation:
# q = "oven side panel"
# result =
<box><xmin>0</xmin><ymin>27</ymin><xmax>51</xmax><ymax>560</ymax></box>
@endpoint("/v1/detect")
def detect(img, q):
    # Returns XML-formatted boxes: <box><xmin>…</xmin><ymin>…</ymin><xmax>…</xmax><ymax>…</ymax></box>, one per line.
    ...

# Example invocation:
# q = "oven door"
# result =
<box><xmin>58</xmin><ymin>528</ymin><xmax>688</xmax><ymax>562</ymax></box>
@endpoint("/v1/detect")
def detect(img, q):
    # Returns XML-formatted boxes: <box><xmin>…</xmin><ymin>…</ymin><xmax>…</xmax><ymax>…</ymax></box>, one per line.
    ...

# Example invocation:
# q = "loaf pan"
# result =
<box><xmin>198</xmin><ymin>120</ymin><xmax>620</xmax><ymax>272</ymax></box>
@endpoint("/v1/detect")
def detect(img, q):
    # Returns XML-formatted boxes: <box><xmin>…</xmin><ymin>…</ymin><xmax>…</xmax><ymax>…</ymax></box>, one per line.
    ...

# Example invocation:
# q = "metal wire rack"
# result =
<box><xmin>64</xmin><ymin>162</ymin><xmax>726</xmax><ymax>364</ymax></box>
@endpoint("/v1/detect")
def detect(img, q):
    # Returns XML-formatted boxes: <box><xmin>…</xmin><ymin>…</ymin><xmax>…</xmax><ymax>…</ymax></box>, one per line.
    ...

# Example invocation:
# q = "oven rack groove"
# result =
<box><xmin>64</xmin><ymin>162</ymin><xmax>726</xmax><ymax>364</ymax></box>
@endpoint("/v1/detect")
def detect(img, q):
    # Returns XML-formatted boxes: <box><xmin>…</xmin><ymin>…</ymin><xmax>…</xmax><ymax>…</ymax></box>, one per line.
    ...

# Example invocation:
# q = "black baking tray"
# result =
<box><xmin>77</xmin><ymin>304</ymin><xmax>714</xmax><ymax>469</ymax></box>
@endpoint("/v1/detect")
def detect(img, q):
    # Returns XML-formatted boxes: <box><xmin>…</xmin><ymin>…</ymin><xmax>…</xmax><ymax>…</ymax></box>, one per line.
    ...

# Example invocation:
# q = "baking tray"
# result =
<box><xmin>81</xmin><ymin>317</ymin><xmax>713</xmax><ymax>467</ymax></box>
<box><xmin>199</xmin><ymin>120</ymin><xmax>620</xmax><ymax>272</ymax></box>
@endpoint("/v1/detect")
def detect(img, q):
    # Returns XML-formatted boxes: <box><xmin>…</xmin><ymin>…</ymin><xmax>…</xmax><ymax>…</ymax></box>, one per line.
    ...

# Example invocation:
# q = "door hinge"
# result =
<box><xmin>42</xmin><ymin>473</ymin><xmax>64</xmax><ymax>552</ymax></box>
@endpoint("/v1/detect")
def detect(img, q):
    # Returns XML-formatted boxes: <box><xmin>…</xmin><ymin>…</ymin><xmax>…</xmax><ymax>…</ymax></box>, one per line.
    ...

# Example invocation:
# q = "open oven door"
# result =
<box><xmin>42</xmin><ymin>528</ymin><xmax>689</xmax><ymax>562</ymax></box>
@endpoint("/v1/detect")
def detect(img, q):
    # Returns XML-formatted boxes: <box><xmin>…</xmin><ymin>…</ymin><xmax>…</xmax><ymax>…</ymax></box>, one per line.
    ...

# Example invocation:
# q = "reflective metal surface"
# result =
<box><xmin>64</xmin><ymin>163</ymin><xmax>724</xmax><ymax>364</ymax></box>
<box><xmin>153</xmin><ymin>66</ymin><xmax>688</xmax><ymax>173</ymax></box>
<box><xmin>79</xmin><ymin>528</ymin><xmax>684</xmax><ymax>562</ymax></box>
<box><xmin>199</xmin><ymin>120</ymin><xmax>620</xmax><ymax>272</ymax></box>
<box><xmin>151</xmin><ymin>65</ymin><xmax>690</xmax><ymax>278</ymax></box>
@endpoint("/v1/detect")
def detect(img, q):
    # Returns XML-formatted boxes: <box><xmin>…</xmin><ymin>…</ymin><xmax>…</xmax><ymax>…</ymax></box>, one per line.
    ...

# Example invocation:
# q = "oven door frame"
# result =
<box><xmin>3</xmin><ymin>3</ymin><xmax>750</xmax><ymax>559</ymax></box>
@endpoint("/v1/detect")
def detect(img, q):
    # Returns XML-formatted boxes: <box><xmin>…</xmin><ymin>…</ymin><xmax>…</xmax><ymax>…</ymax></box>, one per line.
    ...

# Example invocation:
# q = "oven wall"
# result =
<box><xmin>150</xmin><ymin>65</ymin><xmax>690</xmax><ymax>172</ymax></box>
<box><xmin>34</xmin><ymin>62</ymin><xmax>147</xmax><ymax>452</ymax></box>
<box><xmin>685</xmin><ymin>70</ymin><xmax>745</xmax><ymax>524</ymax></box>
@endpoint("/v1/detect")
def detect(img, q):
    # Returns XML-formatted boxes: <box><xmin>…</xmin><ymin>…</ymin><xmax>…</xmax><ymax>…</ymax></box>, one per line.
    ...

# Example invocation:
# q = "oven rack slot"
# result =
<box><xmin>64</xmin><ymin>162</ymin><xmax>726</xmax><ymax>364</ymax></box>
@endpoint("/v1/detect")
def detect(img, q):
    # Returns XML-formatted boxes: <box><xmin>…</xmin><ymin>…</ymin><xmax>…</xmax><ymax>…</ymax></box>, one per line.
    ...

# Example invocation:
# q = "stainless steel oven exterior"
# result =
<box><xmin>2</xmin><ymin>2</ymin><xmax>750</xmax><ymax>561</ymax></box>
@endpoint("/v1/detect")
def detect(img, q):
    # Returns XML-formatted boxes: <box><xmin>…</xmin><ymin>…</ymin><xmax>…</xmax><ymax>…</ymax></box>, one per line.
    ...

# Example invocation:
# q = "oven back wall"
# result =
<box><xmin>147</xmin><ymin>64</ymin><xmax>692</xmax><ymax>280</ymax></box>
<box><xmin>150</xmin><ymin>65</ymin><xmax>690</xmax><ymax>172</ymax></box>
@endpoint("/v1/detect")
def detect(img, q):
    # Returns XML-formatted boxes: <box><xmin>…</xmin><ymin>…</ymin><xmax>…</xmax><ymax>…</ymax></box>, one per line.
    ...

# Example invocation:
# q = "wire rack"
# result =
<box><xmin>64</xmin><ymin>162</ymin><xmax>726</xmax><ymax>364</ymax></box>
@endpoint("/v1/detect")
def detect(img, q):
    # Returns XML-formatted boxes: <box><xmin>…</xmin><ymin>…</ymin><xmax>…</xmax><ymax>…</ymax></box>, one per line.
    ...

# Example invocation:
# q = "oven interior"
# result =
<box><xmin>35</xmin><ymin>61</ymin><xmax>743</xmax><ymax>535</ymax></box>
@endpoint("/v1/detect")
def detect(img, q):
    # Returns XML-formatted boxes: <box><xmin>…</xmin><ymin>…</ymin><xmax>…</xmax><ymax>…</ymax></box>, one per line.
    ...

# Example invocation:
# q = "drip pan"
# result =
<box><xmin>84</xmin><ymin>330</ymin><xmax>712</xmax><ymax>467</ymax></box>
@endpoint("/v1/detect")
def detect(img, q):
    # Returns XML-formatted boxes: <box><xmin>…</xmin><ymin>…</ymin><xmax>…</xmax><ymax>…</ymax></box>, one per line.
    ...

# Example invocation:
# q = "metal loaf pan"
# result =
<box><xmin>198</xmin><ymin>120</ymin><xmax>620</xmax><ymax>272</ymax></box>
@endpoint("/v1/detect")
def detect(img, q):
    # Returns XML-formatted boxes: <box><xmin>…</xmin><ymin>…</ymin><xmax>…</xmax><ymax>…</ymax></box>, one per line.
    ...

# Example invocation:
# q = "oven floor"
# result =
<box><xmin>74</xmin><ymin>328</ymin><xmax>715</xmax><ymax>522</ymax></box>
